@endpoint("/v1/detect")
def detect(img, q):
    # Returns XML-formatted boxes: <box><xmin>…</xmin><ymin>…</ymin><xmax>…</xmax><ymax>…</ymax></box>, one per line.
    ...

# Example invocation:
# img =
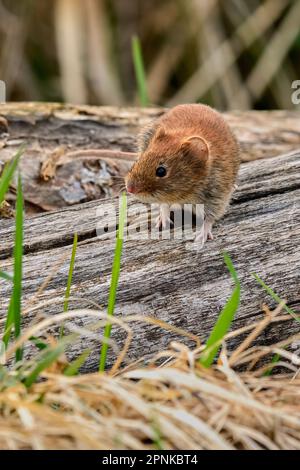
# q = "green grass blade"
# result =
<box><xmin>64</xmin><ymin>349</ymin><xmax>91</xmax><ymax>376</ymax></box>
<box><xmin>151</xmin><ymin>418</ymin><xmax>164</xmax><ymax>450</ymax></box>
<box><xmin>252</xmin><ymin>273</ymin><xmax>299</xmax><ymax>321</ymax></box>
<box><xmin>0</xmin><ymin>271</ymin><xmax>13</xmax><ymax>282</ymax></box>
<box><xmin>200</xmin><ymin>252</ymin><xmax>240</xmax><ymax>368</ymax></box>
<box><xmin>263</xmin><ymin>351</ymin><xmax>281</xmax><ymax>377</ymax></box>
<box><xmin>60</xmin><ymin>233</ymin><xmax>78</xmax><ymax>338</ymax></box>
<box><xmin>99</xmin><ymin>193</ymin><xmax>127</xmax><ymax>372</ymax></box>
<box><xmin>13</xmin><ymin>174</ymin><xmax>24</xmax><ymax>362</ymax></box>
<box><xmin>24</xmin><ymin>341</ymin><xmax>67</xmax><ymax>388</ymax></box>
<box><xmin>64</xmin><ymin>233</ymin><xmax>78</xmax><ymax>312</ymax></box>
<box><xmin>252</xmin><ymin>273</ymin><xmax>299</xmax><ymax>374</ymax></box>
<box><xmin>132</xmin><ymin>35</ymin><xmax>149</xmax><ymax>106</ymax></box>
<box><xmin>29</xmin><ymin>336</ymin><xmax>48</xmax><ymax>351</ymax></box>
<box><xmin>3</xmin><ymin>296</ymin><xmax>13</xmax><ymax>347</ymax></box>
<box><xmin>0</xmin><ymin>145</ymin><xmax>25</xmax><ymax>205</ymax></box>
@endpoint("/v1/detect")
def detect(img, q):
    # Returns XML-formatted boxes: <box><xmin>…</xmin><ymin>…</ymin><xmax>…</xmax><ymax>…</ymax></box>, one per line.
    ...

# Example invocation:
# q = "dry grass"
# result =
<box><xmin>1</xmin><ymin>304</ymin><xmax>300</xmax><ymax>450</ymax></box>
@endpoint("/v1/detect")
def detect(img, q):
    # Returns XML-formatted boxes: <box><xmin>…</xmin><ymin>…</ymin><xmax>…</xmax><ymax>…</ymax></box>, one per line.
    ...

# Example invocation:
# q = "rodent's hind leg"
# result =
<box><xmin>194</xmin><ymin>220</ymin><xmax>213</xmax><ymax>249</ymax></box>
<box><xmin>155</xmin><ymin>204</ymin><xmax>173</xmax><ymax>230</ymax></box>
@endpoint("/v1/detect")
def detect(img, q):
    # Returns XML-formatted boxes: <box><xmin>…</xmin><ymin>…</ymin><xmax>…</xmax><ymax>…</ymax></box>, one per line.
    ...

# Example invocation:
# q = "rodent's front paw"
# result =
<box><xmin>155</xmin><ymin>214</ymin><xmax>174</xmax><ymax>230</ymax></box>
<box><xmin>155</xmin><ymin>205</ymin><xmax>174</xmax><ymax>230</ymax></box>
<box><xmin>193</xmin><ymin>221</ymin><xmax>213</xmax><ymax>249</ymax></box>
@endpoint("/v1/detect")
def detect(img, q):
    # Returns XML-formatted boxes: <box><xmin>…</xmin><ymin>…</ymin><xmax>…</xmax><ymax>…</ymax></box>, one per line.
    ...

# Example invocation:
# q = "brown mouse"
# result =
<box><xmin>125</xmin><ymin>104</ymin><xmax>240</xmax><ymax>247</ymax></box>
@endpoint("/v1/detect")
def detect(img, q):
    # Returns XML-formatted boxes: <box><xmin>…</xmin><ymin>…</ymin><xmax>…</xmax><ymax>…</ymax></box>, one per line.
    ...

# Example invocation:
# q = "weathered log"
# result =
<box><xmin>0</xmin><ymin>147</ymin><xmax>299</xmax><ymax>370</ymax></box>
<box><xmin>0</xmin><ymin>103</ymin><xmax>300</xmax><ymax>212</ymax></box>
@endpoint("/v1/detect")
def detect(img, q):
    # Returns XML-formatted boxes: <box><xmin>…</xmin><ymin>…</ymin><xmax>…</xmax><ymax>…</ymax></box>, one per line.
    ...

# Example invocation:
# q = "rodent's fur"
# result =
<box><xmin>126</xmin><ymin>104</ymin><xmax>240</xmax><ymax>225</ymax></box>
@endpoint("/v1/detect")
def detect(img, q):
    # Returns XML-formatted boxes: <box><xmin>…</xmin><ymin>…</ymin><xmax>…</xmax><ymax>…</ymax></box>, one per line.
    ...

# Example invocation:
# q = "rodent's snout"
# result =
<box><xmin>126</xmin><ymin>179</ymin><xmax>141</xmax><ymax>194</ymax></box>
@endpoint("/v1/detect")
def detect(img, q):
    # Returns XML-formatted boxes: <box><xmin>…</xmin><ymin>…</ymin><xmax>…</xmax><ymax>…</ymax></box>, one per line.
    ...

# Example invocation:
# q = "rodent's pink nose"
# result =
<box><xmin>127</xmin><ymin>183</ymin><xmax>139</xmax><ymax>194</ymax></box>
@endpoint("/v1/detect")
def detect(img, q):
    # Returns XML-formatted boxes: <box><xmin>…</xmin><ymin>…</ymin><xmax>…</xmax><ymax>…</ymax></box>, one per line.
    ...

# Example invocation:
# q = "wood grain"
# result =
<box><xmin>0</xmin><ymin>147</ymin><xmax>299</xmax><ymax>370</ymax></box>
<box><xmin>0</xmin><ymin>103</ymin><xmax>300</xmax><ymax>212</ymax></box>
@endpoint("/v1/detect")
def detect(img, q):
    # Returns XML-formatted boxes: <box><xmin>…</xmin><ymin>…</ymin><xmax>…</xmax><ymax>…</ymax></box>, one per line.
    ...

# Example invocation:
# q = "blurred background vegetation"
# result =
<box><xmin>0</xmin><ymin>0</ymin><xmax>299</xmax><ymax>110</ymax></box>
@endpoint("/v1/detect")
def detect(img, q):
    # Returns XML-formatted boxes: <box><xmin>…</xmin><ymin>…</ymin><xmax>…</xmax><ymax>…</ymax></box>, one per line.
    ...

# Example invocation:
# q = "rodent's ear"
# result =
<box><xmin>137</xmin><ymin>120</ymin><xmax>159</xmax><ymax>152</ymax></box>
<box><xmin>154</xmin><ymin>126</ymin><xmax>166</xmax><ymax>140</ymax></box>
<box><xmin>180</xmin><ymin>136</ymin><xmax>209</xmax><ymax>162</ymax></box>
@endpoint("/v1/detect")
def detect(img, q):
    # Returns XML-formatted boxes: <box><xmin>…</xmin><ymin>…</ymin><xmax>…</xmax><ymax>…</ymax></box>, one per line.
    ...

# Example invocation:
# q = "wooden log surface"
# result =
<box><xmin>1</xmin><ymin>156</ymin><xmax>300</xmax><ymax>368</ymax></box>
<box><xmin>0</xmin><ymin>104</ymin><xmax>300</xmax><ymax>370</ymax></box>
<box><xmin>0</xmin><ymin>103</ymin><xmax>300</xmax><ymax>212</ymax></box>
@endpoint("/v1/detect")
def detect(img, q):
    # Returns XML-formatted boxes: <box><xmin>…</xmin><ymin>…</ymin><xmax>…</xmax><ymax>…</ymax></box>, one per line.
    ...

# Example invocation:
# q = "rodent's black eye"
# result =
<box><xmin>156</xmin><ymin>166</ymin><xmax>167</xmax><ymax>177</ymax></box>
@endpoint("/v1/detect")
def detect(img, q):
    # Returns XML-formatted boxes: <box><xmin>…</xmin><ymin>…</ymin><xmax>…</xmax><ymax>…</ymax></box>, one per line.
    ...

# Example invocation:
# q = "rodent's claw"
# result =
<box><xmin>155</xmin><ymin>213</ymin><xmax>173</xmax><ymax>230</ymax></box>
<box><xmin>156</xmin><ymin>205</ymin><xmax>173</xmax><ymax>230</ymax></box>
<box><xmin>207</xmin><ymin>229</ymin><xmax>213</xmax><ymax>240</ymax></box>
<box><xmin>155</xmin><ymin>215</ymin><xmax>162</xmax><ymax>229</ymax></box>
<box><xmin>194</xmin><ymin>229</ymin><xmax>206</xmax><ymax>249</ymax></box>
<box><xmin>194</xmin><ymin>221</ymin><xmax>213</xmax><ymax>248</ymax></box>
